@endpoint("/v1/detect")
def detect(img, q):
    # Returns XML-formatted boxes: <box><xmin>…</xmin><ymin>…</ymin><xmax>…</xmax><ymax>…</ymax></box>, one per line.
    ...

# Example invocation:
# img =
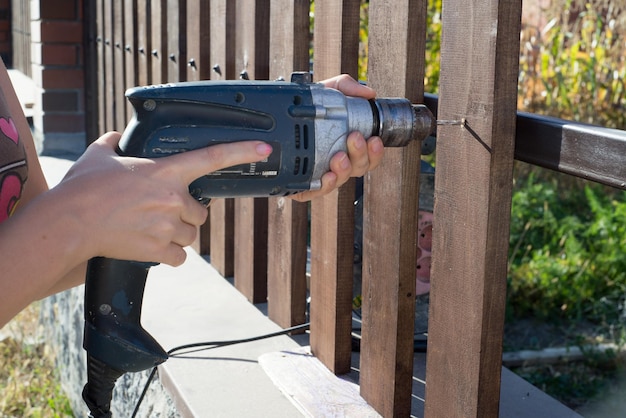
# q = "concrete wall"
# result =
<box><xmin>37</xmin><ymin>157</ymin><xmax>180</xmax><ymax>417</ymax></box>
<box><xmin>40</xmin><ymin>283</ymin><xmax>182</xmax><ymax>416</ymax></box>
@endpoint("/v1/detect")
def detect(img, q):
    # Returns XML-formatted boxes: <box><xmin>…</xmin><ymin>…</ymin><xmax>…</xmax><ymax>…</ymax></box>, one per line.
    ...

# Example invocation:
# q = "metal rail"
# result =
<box><xmin>424</xmin><ymin>94</ymin><xmax>626</xmax><ymax>190</ymax></box>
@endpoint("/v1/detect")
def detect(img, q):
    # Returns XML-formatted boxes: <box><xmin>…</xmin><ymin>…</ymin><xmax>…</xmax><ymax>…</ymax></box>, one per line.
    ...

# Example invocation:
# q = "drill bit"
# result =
<box><xmin>436</xmin><ymin>118</ymin><xmax>466</xmax><ymax>126</ymax></box>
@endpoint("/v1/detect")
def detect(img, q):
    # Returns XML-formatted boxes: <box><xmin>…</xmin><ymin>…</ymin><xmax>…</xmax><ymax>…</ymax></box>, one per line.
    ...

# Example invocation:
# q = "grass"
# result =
<box><xmin>0</xmin><ymin>303</ymin><xmax>73</xmax><ymax>417</ymax></box>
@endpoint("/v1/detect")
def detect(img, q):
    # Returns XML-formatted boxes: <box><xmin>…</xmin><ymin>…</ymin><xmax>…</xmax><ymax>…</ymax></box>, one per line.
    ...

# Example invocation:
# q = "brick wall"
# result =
<box><xmin>30</xmin><ymin>0</ymin><xmax>86</xmax><ymax>156</ymax></box>
<box><xmin>0</xmin><ymin>0</ymin><xmax>10</xmax><ymax>66</ymax></box>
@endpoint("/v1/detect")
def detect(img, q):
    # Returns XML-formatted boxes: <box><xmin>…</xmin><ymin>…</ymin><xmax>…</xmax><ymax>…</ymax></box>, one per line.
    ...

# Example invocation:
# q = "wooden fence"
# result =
<box><xmin>83</xmin><ymin>1</ymin><xmax>626</xmax><ymax>417</ymax></box>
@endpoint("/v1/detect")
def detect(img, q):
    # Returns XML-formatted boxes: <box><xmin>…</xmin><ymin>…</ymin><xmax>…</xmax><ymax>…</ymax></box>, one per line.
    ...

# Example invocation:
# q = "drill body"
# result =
<box><xmin>82</xmin><ymin>73</ymin><xmax>435</xmax><ymax>417</ymax></box>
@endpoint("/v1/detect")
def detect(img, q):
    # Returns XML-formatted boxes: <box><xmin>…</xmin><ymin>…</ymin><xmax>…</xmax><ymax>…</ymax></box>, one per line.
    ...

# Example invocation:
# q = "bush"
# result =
<box><xmin>508</xmin><ymin>170</ymin><xmax>626</xmax><ymax>325</ymax></box>
<box><xmin>509</xmin><ymin>0</ymin><xmax>626</xmax><ymax>330</ymax></box>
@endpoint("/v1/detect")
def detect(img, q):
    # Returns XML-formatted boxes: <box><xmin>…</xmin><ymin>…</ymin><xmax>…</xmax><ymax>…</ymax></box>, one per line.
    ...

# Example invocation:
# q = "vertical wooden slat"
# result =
<box><xmin>151</xmin><ymin>0</ymin><xmax>167</xmax><ymax>83</ymax></box>
<box><xmin>124</xmin><ymin>0</ymin><xmax>138</xmax><ymax>123</ymax></box>
<box><xmin>103</xmin><ymin>0</ymin><xmax>115</xmax><ymax>132</ymax></box>
<box><xmin>186</xmin><ymin>0</ymin><xmax>211</xmax><ymax>81</ymax></box>
<box><xmin>309</xmin><ymin>0</ymin><xmax>360</xmax><ymax>375</ymax></box>
<box><xmin>167</xmin><ymin>0</ymin><xmax>187</xmax><ymax>82</ymax></box>
<box><xmin>265</xmin><ymin>0</ymin><xmax>310</xmax><ymax>329</ymax></box>
<box><xmin>359</xmin><ymin>1</ymin><xmax>426</xmax><ymax>415</ymax></box>
<box><xmin>232</xmin><ymin>0</ymin><xmax>270</xmax><ymax>303</ymax></box>
<box><xmin>186</xmin><ymin>0</ymin><xmax>211</xmax><ymax>255</ymax></box>
<box><xmin>209</xmin><ymin>0</ymin><xmax>236</xmax><ymax>81</ymax></box>
<box><xmin>208</xmin><ymin>0</ymin><xmax>236</xmax><ymax>276</ymax></box>
<box><xmin>424</xmin><ymin>1</ymin><xmax>522</xmax><ymax>417</ymax></box>
<box><xmin>83</xmin><ymin>0</ymin><xmax>99</xmax><ymax>143</ymax></box>
<box><xmin>113</xmin><ymin>2</ymin><xmax>126</xmax><ymax>130</ymax></box>
<box><xmin>95</xmin><ymin>0</ymin><xmax>106</xmax><ymax>136</ymax></box>
<box><xmin>137</xmin><ymin>0</ymin><xmax>151</xmax><ymax>86</ymax></box>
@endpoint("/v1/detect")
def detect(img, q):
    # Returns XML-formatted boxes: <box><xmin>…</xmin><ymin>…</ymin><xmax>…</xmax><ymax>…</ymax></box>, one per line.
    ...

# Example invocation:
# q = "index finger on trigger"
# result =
<box><xmin>161</xmin><ymin>141</ymin><xmax>273</xmax><ymax>184</ymax></box>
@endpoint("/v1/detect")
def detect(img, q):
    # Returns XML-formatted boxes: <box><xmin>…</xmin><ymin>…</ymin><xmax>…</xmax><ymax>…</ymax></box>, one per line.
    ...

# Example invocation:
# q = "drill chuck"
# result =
<box><xmin>371</xmin><ymin>100</ymin><xmax>436</xmax><ymax>147</ymax></box>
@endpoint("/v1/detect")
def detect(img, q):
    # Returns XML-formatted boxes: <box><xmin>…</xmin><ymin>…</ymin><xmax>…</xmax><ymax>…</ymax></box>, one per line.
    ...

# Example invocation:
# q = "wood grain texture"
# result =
<box><xmin>103</xmin><ymin>0</ymin><xmax>114</xmax><ymax>131</ymax></box>
<box><xmin>209</xmin><ymin>0</ymin><xmax>235</xmax><ymax>80</ymax></box>
<box><xmin>259</xmin><ymin>347</ymin><xmax>382</xmax><ymax>418</ymax></box>
<box><xmin>207</xmin><ymin>1</ymin><xmax>236</xmax><ymax>275</ymax></box>
<box><xmin>150</xmin><ymin>0</ymin><xmax>167</xmax><ymax>83</ymax></box>
<box><xmin>210</xmin><ymin>198</ymin><xmax>235</xmax><ymax>277</ymax></box>
<box><xmin>423</xmin><ymin>1</ymin><xmax>522</xmax><ymax>417</ymax></box>
<box><xmin>113</xmin><ymin>1</ymin><xmax>126</xmax><ymax>129</ymax></box>
<box><xmin>186</xmin><ymin>0</ymin><xmax>211</xmax><ymax>81</ymax></box>
<box><xmin>124</xmin><ymin>0</ymin><xmax>137</xmax><ymax>124</ymax></box>
<box><xmin>310</xmin><ymin>0</ymin><xmax>360</xmax><ymax>375</ymax></box>
<box><xmin>358</xmin><ymin>1</ymin><xmax>426</xmax><ymax>416</ymax></box>
<box><xmin>234</xmin><ymin>197</ymin><xmax>269</xmax><ymax>303</ymax></box>
<box><xmin>136</xmin><ymin>0</ymin><xmax>151</xmax><ymax>86</ymax></box>
<box><xmin>232</xmin><ymin>0</ymin><xmax>270</xmax><ymax>303</ymax></box>
<box><xmin>167</xmin><ymin>0</ymin><xmax>186</xmax><ymax>82</ymax></box>
<box><xmin>95</xmin><ymin>0</ymin><xmax>106</xmax><ymax>135</ymax></box>
<box><xmin>266</xmin><ymin>0</ymin><xmax>310</xmax><ymax>329</ymax></box>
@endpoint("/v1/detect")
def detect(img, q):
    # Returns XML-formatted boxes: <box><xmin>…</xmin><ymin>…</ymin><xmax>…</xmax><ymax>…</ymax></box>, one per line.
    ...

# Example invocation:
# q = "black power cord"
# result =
<box><xmin>130</xmin><ymin>322</ymin><xmax>310</xmax><ymax>417</ymax></box>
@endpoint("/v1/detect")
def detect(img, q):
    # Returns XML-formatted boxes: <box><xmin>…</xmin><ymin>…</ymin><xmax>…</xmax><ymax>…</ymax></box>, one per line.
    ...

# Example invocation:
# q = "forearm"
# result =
<box><xmin>40</xmin><ymin>262</ymin><xmax>87</xmax><ymax>298</ymax></box>
<box><xmin>0</xmin><ymin>187</ymin><xmax>92</xmax><ymax>326</ymax></box>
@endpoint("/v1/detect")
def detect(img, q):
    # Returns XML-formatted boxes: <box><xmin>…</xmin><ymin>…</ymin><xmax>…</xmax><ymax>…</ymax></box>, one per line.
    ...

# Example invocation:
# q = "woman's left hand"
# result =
<box><xmin>289</xmin><ymin>74</ymin><xmax>384</xmax><ymax>202</ymax></box>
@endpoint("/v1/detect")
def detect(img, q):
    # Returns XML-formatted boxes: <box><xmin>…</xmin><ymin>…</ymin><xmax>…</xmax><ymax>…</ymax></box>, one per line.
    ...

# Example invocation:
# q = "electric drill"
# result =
<box><xmin>81</xmin><ymin>72</ymin><xmax>435</xmax><ymax>417</ymax></box>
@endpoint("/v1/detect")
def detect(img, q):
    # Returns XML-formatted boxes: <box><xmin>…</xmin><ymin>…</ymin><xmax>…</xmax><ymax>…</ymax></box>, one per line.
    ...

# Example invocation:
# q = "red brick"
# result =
<box><xmin>41</xmin><ymin>68</ymin><xmax>84</xmax><ymax>89</ymax></box>
<box><xmin>42</xmin><ymin>90</ymin><xmax>81</xmax><ymax>112</ymax></box>
<box><xmin>42</xmin><ymin>113</ymin><xmax>85</xmax><ymax>132</ymax></box>
<box><xmin>39</xmin><ymin>21</ymin><xmax>83</xmax><ymax>43</ymax></box>
<box><xmin>41</xmin><ymin>44</ymin><xmax>78</xmax><ymax>66</ymax></box>
<box><xmin>39</xmin><ymin>0</ymin><xmax>78</xmax><ymax>20</ymax></box>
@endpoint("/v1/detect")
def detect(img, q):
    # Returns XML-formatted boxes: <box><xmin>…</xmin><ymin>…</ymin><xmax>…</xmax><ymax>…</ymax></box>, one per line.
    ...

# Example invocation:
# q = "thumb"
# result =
<box><xmin>159</xmin><ymin>140</ymin><xmax>273</xmax><ymax>184</ymax></box>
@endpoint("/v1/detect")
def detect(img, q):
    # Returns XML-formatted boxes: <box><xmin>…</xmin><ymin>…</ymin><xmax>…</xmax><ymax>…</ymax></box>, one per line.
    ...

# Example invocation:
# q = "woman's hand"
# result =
<box><xmin>289</xmin><ymin>74</ymin><xmax>384</xmax><ymax>202</ymax></box>
<box><xmin>57</xmin><ymin>132</ymin><xmax>273</xmax><ymax>266</ymax></box>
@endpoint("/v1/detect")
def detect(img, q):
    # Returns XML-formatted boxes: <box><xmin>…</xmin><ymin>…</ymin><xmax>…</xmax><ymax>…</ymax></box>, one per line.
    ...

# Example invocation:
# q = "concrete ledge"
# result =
<box><xmin>38</xmin><ymin>156</ymin><xmax>582</xmax><ymax>418</ymax></box>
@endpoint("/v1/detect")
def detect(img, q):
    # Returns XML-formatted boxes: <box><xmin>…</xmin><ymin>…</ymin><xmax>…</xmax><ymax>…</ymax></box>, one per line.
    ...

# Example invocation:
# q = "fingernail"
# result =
<box><xmin>340</xmin><ymin>154</ymin><xmax>350</xmax><ymax>169</ymax></box>
<box><xmin>371</xmin><ymin>138</ymin><xmax>383</xmax><ymax>153</ymax></box>
<box><xmin>353</xmin><ymin>135</ymin><xmax>365</xmax><ymax>149</ymax></box>
<box><xmin>257</xmin><ymin>143</ymin><xmax>273</xmax><ymax>156</ymax></box>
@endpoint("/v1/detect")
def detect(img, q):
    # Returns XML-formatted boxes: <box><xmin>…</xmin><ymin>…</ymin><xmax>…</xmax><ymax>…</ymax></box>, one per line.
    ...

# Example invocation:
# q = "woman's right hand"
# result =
<box><xmin>56</xmin><ymin>132</ymin><xmax>273</xmax><ymax>266</ymax></box>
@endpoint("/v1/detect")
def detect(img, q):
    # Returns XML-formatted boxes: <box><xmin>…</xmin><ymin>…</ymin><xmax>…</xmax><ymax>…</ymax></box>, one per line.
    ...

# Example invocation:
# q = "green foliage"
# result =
<box><xmin>518</xmin><ymin>0</ymin><xmax>626</xmax><ymax>128</ymax></box>
<box><xmin>508</xmin><ymin>171</ymin><xmax>626</xmax><ymax>325</ymax></box>
<box><xmin>424</xmin><ymin>0</ymin><xmax>441</xmax><ymax>93</ymax></box>
<box><xmin>509</xmin><ymin>0</ymin><xmax>626</xmax><ymax>331</ymax></box>
<box><xmin>0</xmin><ymin>305</ymin><xmax>73</xmax><ymax>417</ymax></box>
<box><xmin>0</xmin><ymin>337</ymin><xmax>73</xmax><ymax>417</ymax></box>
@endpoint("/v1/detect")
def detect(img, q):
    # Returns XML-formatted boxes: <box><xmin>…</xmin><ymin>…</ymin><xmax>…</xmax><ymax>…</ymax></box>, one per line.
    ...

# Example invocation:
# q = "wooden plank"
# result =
<box><xmin>167</xmin><ymin>0</ymin><xmax>187</xmax><ymax>82</ymax></box>
<box><xmin>210</xmin><ymin>198</ymin><xmax>235</xmax><ymax>277</ymax></box>
<box><xmin>113</xmin><ymin>2</ymin><xmax>126</xmax><ymax>130</ymax></box>
<box><xmin>124</xmin><ymin>0</ymin><xmax>138</xmax><ymax>124</ymax></box>
<box><xmin>186</xmin><ymin>0</ymin><xmax>211</xmax><ymax>81</ymax></box>
<box><xmin>95</xmin><ymin>0</ymin><xmax>106</xmax><ymax>136</ymax></box>
<box><xmin>186</xmin><ymin>0</ymin><xmax>212</xmax><ymax>255</ymax></box>
<box><xmin>103</xmin><ymin>0</ymin><xmax>115</xmax><ymax>132</ymax></box>
<box><xmin>207</xmin><ymin>0</ymin><xmax>236</xmax><ymax>275</ymax></box>
<box><xmin>423</xmin><ymin>1</ymin><xmax>522</xmax><ymax>417</ymax></box>
<box><xmin>358</xmin><ymin>1</ymin><xmax>426</xmax><ymax>416</ymax></box>
<box><xmin>234</xmin><ymin>198</ymin><xmax>269</xmax><ymax>303</ymax></box>
<box><xmin>151</xmin><ymin>0</ymin><xmax>167</xmax><ymax>84</ymax></box>
<box><xmin>232</xmin><ymin>0</ymin><xmax>270</xmax><ymax>303</ymax></box>
<box><xmin>136</xmin><ymin>0</ymin><xmax>151</xmax><ymax>86</ymax></box>
<box><xmin>209</xmin><ymin>0</ymin><xmax>236</xmax><ymax>80</ymax></box>
<box><xmin>266</xmin><ymin>0</ymin><xmax>310</xmax><ymax>329</ymax></box>
<box><xmin>234</xmin><ymin>0</ymin><xmax>269</xmax><ymax>81</ymax></box>
<box><xmin>259</xmin><ymin>347</ymin><xmax>381</xmax><ymax>418</ymax></box>
<box><xmin>309</xmin><ymin>0</ymin><xmax>359</xmax><ymax>375</ymax></box>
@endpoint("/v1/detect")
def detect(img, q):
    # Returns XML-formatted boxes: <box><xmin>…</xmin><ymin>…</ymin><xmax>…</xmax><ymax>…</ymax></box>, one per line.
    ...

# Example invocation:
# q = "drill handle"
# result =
<box><xmin>83</xmin><ymin>257</ymin><xmax>168</xmax><ymax>373</ymax></box>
